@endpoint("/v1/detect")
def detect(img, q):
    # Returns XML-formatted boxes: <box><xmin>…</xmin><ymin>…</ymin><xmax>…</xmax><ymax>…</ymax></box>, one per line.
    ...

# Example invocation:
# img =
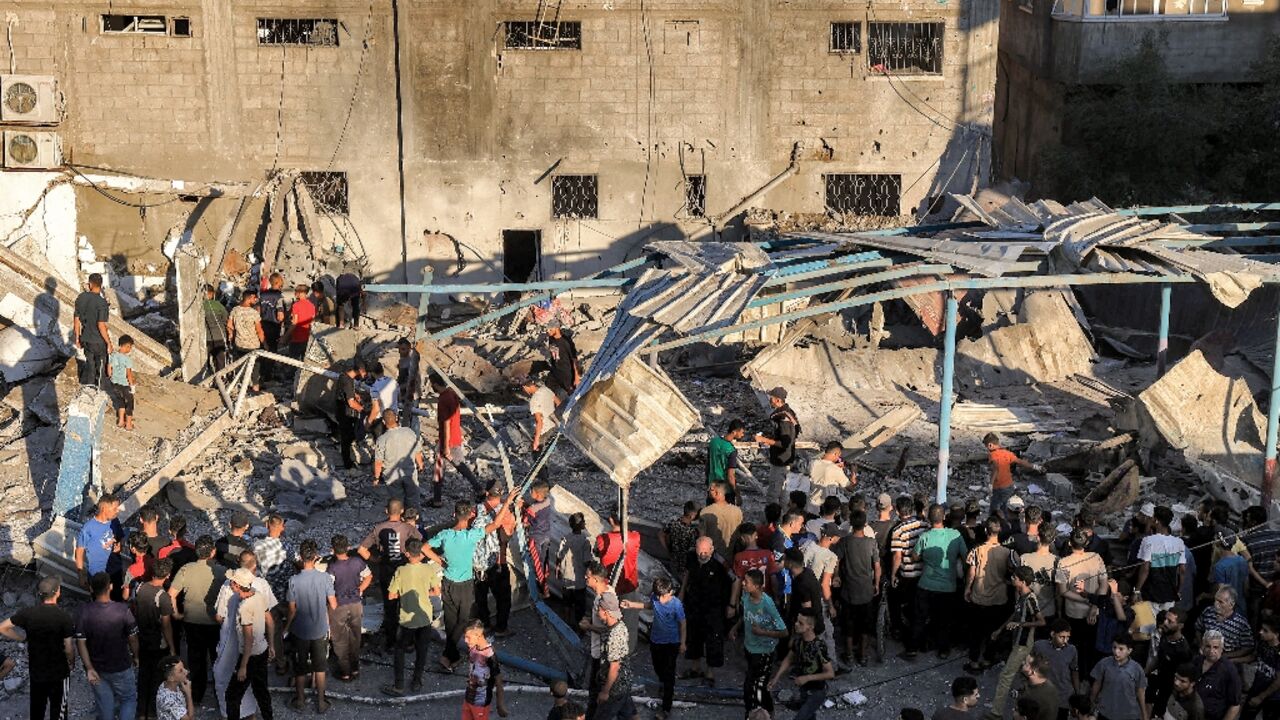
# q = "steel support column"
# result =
<box><xmin>936</xmin><ymin>293</ymin><xmax>958</xmax><ymax>504</ymax></box>
<box><xmin>1264</xmin><ymin>307</ymin><xmax>1280</xmax><ymax>517</ymax></box>
<box><xmin>1157</xmin><ymin>283</ymin><xmax>1172</xmax><ymax>377</ymax></box>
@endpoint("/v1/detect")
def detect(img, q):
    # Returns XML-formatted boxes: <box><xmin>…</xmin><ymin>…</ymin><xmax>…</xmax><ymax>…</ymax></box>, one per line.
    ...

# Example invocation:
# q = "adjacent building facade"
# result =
<box><xmin>2</xmin><ymin>0</ymin><xmax>997</xmax><ymax>286</ymax></box>
<box><xmin>995</xmin><ymin>0</ymin><xmax>1280</xmax><ymax>183</ymax></box>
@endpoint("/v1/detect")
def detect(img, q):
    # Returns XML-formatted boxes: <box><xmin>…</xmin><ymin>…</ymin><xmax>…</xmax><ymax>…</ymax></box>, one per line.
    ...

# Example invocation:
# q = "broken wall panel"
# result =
<box><xmin>174</xmin><ymin>243</ymin><xmax>208</xmax><ymax>381</ymax></box>
<box><xmin>563</xmin><ymin>356</ymin><xmax>700</xmax><ymax>488</ymax></box>
<box><xmin>955</xmin><ymin>289</ymin><xmax>1095</xmax><ymax>389</ymax></box>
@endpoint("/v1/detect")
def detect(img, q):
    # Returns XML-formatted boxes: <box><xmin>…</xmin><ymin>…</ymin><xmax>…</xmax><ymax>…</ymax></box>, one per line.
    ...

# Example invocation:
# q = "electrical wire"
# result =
<box><xmin>67</xmin><ymin>165</ymin><xmax>184</xmax><ymax>209</ymax></box>
<box><xmin>636</xmin><ymin>0</ymin><xmax>656</xmax><ymax>231</ymax></box>
<box><xmin>270</xmin><ymin>45</ymin><xmax>287</xmax><ymax>172</ymax></box>
<box><xmin>326</xmin><ymin>0</ymin><xmax>375</xmax><ymax>170</ymax></box>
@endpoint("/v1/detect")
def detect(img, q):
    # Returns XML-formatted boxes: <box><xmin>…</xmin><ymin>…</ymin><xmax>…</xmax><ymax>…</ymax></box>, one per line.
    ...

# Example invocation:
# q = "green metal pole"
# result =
<box><xmin>1157</xmin><ymin>283</ymin><xmax>1172</xmax><ymax>377</ymax></box>
<box><xmin>1264</xmin><ymin>307</ymin><xmax>1280</xmax><ymax>517</ymax></box>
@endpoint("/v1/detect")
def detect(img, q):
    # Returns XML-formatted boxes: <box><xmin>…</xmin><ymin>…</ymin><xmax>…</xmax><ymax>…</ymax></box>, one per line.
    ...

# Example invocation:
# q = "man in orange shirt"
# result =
<box><xmin>983</xmin><ymin>432</ymin><xmax>1042</xmax><ymax>521</ymax></box>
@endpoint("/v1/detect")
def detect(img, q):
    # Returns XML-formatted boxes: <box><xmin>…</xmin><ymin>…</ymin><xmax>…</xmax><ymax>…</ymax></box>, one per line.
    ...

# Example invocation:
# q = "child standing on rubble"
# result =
<box><xmin>108</xmin><ymin>334</ymin><xmax>137</xmax><ymax>430</ymax></box>
<box><xmin>983</xmin><ymin>432</ymin><xmax>1042</xmax><ymax>520</ymax></box>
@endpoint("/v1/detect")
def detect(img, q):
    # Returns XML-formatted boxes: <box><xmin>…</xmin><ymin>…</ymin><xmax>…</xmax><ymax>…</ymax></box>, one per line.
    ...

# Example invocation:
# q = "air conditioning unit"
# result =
<box><xmin>3</xmin><ymin>131</ymin><xmax>62</xmax><ymax>169</ymax></box>
<box><xmin>1</xmin><ymin>75</ymin><xmax>60</xmax><ymax>124</ymax></box>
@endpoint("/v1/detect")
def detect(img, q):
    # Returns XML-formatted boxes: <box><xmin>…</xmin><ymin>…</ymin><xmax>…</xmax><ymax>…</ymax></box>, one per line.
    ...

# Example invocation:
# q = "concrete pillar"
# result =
<box><xmin>936</xmin><ymin>292</ymin><xmax>958</xmax><ymax>504</ymax></box>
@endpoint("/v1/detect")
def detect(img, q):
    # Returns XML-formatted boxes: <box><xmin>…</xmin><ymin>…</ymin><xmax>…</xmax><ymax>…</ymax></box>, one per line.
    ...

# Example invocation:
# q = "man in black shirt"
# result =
<box><xmin>680</xmin><ymin>536</ymin><xmax>731</xmax><ymax>687</ymax></box>
<box><xmin>755</xmin><ymin>387</ymin><xmax>799</xmax><ymax>506</ymax></box>
<box><xmin>0</xmin><ymin>576</ymin><xmax>75</xmax><ymax>720</ymax></box>
<box><xmin>216</xmin><ymin>513</ymin><xmax>253</xmax><ymax>569</ymax></box>
<box><xmin>544</xmin><ymin>320</ymin><xmax>580</xmax><ymax>398</ymax></box>
<box><xmin>336</xmin><ymin>271</ymin><xmax>363</xmax><ymax>329</ymax></box>
<box><xmin>134</xmin><ymin>557</ymin><xmax>176</xmax><ymax>720</ymax></box>
<box><xmin>74</xmin><ymin>272</ymin><xmax>111</xmax><ymax>387</ymax></box>
<box><xmin>259</xmin><ymin>273</ymin><xmax>287</xmax><ymax>382</ymax></box>
<box><xmin>783</xmin><ymin>547</ymin><xmax>826</xmax><ymax>638</ymax></box>
<box><xmin>335</xmin><ymin>362</ymin><xmax>364</xmax><ymax>469</ymax></box>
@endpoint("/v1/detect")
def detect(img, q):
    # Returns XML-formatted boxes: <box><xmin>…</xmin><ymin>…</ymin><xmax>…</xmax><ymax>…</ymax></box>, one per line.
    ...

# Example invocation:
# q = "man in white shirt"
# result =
<box><xmin>808</xmin><ymin>441</ymin><xmax>855</xmax><ymax>514</ymax></box>
<box><xmin>367</xmin><ymin>364</ymin><xmax>400</xmax><ymax>439</ymax></box>
<box><xmin>520</xmin><ymin>377</ymin><xmax>559</xmax><ymax>453</ymax></box>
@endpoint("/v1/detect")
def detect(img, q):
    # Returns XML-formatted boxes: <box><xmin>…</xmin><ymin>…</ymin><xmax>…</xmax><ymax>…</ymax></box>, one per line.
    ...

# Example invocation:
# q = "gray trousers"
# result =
<box><xmin>769</xmin><ymin>464</ymin><xmax>789</xmax><ymax>505</ymax></box>
<box><xmin>329</xmin><ymin>603</ymin><xmax>363</xmax><ymax>677</ymax></box>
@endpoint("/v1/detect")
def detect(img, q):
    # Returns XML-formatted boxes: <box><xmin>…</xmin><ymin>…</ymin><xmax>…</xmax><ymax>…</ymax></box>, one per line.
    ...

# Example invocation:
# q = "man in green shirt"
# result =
<box><xmin>914</xmin><ymin>504</ymin><xmax>965</xmax><ymax>659</ymax></box>
<box><xmin>707</xmin><ymin>419</ymin><xmax>745</xmax><ymax>504</ymax></box>
<box><xmin>202</xmin><ymin>284</ymin><xmax>230</xmax><ymax>371</ymax></box>
<box><xmin>382</xmin><ymin>538</ymin><xmax>442</xmax><ymax>696</ymax></box>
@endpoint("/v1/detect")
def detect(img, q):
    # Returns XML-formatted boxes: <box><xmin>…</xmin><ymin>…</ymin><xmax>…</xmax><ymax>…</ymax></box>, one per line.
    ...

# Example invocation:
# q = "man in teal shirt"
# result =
<box><xmin>428</xmin><ymin>494</ymin><xmax>516</xmax><ymax>671</ymax></box>
<box><xmin>913</xmin><ymin>504</ymin><xmax>965</xmax><ymax>659</ymax></box>
<box><xmin>707</xmin><ymin>420</ymin><xmax>745</xmax><ymax>504</ymax></box>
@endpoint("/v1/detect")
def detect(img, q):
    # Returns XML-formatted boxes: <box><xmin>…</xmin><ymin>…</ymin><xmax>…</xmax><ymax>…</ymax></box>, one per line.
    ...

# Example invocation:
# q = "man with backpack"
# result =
<box><xmin>754</xmin><ymin>386</ymin><xmax>800</xmax><ymax>506</ymax></box>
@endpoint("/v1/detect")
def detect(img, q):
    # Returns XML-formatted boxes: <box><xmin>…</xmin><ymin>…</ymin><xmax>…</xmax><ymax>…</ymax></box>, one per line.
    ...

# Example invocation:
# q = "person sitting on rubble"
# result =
<box><xmin>983</xmin><ymin>432</ymin><xmax>1043</xmax><ymax>521</ymax></box>
<box><xmin>227</xmin><ymin>289</ymin><xmax>265</xmax><ymax>394</ymax></box>
<box><xmin>108</xmin><ymin>335</ymin><xmax>137</xmax><ymax>431</ymax></box>
<box><xmin>203</xmin><ymin>284</ymin><xmax>230</xmax><ymax>372</ymax></box>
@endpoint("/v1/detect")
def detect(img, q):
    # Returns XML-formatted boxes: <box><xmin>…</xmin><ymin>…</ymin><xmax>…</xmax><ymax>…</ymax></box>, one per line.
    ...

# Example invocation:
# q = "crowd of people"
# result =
<box><xmin>46</xmin><ymin>272</ymin><xmax>1280</xmax><ymax>720</ymax></box>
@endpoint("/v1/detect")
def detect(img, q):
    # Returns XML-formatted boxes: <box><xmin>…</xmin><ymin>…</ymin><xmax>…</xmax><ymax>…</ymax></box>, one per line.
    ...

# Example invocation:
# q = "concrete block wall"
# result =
<box><xmin>1</xmin><ymin>0</ymin><xmax>995</xmax><ymax>288</ymax></box>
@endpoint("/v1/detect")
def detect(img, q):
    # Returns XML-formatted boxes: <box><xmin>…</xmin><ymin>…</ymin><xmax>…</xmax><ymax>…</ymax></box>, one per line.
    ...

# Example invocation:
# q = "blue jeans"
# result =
<box><xmin>91</xmin><ymin>668</ymin><xmax>137</xmax><ymax>720</ymax></box>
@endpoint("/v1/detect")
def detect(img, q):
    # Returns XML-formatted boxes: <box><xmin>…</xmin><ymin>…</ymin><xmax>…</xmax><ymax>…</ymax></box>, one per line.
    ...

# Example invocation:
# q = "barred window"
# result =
<box><xmin>825</xmin><ymin>174</ymin><xmax>902</xmax><ymax>216</ymax></box>
<box><xmin>830</xmin><ymin>22</ymin><xmax>862</xmax><ymax>53</ymax></box>
<box><xmin>101</xmin><ymin>15</ymin><xmax>168</xmax><ymax>34</ymax></box>
<box><xmin>684</xmin><ymin>175</ymin><xmax>707</xmax><ymax>218</ymax></box>
<box><xmin>868</xmin><ymin>22</ymin><xmax>944</xmax><ymax>75</ymax></box>
<box><xmin>300</xmin><ymin>171</ymin><xmax>349</xmax><ymax>215</ymax></box>
<box><xmin>258</xmin><ymin>18</ymin><xmax>340</xmax><ymax>46</ymax></box>
<box><xmin>552</xmin><ymin>175</ymin><xmax>598</xmax><ymax>219</ymax></box>
<box><xmin>504</xmin><ymin>21</ymin><xmax>582</xmax><ymax>50</ymax></box>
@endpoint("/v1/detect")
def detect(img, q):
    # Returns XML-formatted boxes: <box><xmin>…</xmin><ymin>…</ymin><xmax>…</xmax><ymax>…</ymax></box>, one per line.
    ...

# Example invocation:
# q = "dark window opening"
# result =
<box><xmin>258</xmin><ymin>18</ymin><xmax>340</xmax><ymax>46</ymax></box>
<box><xmin>552</xmin><ymin>175</ymin><xmax>598</xmax><ymax>219</ymax></box>
<box><xmin>171</xmin><ymin>17</ymin><xmax>192</xmax><ymax>37</ymax></box>
<box><xmin>868</xmin><ymin>22</ymin><xmax>944</xmax><ymax>75</ymax></box>
<box><xmin>101</xmin><ymin>15</ymin><xmax>168</xmax><ymax>34</ymax></box>
<box><xmin>504</xmin><ymin>21</ymin><xmax>582</xmax><ymax>50</ymax></box>
<box><xmin>824</xmin><ymin>174</ymin><xmax>902</xmax><ymax>216</ymax></box>
<box><xmin>502</xmin><ymin>230</ymin><xmax>543</xmax><ymax>292</ymax></box>
<box><xmin>830</xmin><ymin>22</ymin><xmax>862</xmax><ymax>53</ymax></box>
<box><xmin>684</xmin><ymin>175</ymin><xmax>707</xmax><ymax>218</ymax></box>
<box><xmin>299</xmin><ymin>171</ymin><xmax>349</xmax><ymax>215</ymax></box>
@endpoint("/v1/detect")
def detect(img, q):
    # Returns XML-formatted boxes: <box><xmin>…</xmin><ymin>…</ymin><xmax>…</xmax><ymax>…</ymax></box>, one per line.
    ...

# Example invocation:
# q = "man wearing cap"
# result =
<box><xmin>224</xmin><ymin>568</ymin><xmax>275</xmax><ymax>720</ymax></box>
<box><xmin>755</xmin><ymin>387</ymin><xmax>800</xmax><ymax>506</ymax></box>
<box><xmin>545</xmin><ymin>320</ymin><xmax>581</xmax><ymax>398</ymax></box>
<box><xmin>0</xmin><ymin>576</ymin><xmax>75</xmax><ymax>720</ymax></box>
<box><xmin>870</xmin><ymin>494</ymin><xmax>896</xmax><ymax>560</ymax></box>
<box><xmin>373</xmin><ymin>409</ymin><xmax>427</xmax><ymax>508</ymax></box>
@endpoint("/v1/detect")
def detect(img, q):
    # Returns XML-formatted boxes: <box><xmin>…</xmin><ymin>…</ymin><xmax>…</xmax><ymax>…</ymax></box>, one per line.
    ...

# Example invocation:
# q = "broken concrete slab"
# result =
<box><xmin>1083</xmin><ymin>459</ymin><xmax>1140</xmax><ymax>517</ymax></box>
<box><xmin>955</xmin><ymin>289</ymin><xmax>1095</xmax><ymax>389</ymax></box>
<box><xmin>1120</xmin><ymin>349</ymin><xmax>1267</xmax><ymax>511</ymax></box>
<box><xmin>174</xmin><ymin>241</ymin><xmax>208</xmax><ymax>382</ymax></box>
<box><xmin>1045</xmin><ymin>472</ymin><xmax>1074</xmax><ymax>500</ymax></box>
<box><xmin>421</xmin><ymin>340</ymin><xmax>505</xmax><ymax>396</ymax></box>
<box><xmin>272</xmin><ymin>458</ymin><xmax>346</xmax><ymax>517</ymax></box>
<box><xmin>294</xmin><ymin>322</ymin><xmax>401</xmax><ymax>420</ymax></box>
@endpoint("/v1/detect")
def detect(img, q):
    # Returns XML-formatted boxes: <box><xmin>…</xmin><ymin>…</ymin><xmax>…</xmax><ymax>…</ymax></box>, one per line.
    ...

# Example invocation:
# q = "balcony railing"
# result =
<box><xmin>1052</xmin><ymin>0</ymin><xmax>1227</xmax><ymax>20</ymax></box>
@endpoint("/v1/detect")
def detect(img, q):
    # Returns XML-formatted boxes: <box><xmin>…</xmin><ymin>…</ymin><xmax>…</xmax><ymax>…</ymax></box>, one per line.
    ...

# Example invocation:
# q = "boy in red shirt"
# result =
<box><xmin>984</xmin><ymin>432</ymin><xmax>1042</xmax><ymax>520</ymax></box>
<box><xmin>287</xmin><ymin>284</ymin><xmax>316</xmax><ymax>358</ymax></box>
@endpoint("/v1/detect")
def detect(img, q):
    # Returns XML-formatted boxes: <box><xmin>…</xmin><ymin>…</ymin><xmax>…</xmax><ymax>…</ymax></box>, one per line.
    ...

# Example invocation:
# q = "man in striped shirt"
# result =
<box><xmin>888</xmin><ymin>495</ymin><xmax>928</xmax><ymax>658</ymax></box>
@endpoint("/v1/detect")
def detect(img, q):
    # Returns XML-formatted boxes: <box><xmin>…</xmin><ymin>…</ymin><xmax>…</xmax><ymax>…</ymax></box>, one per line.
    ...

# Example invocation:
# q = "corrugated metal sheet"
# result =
<box><xmin>562</xmin><ymin>356</ymin><xmax>700</xmax><ymax>488</ymax></box>
<box><xmin>791</xmin><ymin>230</ymin><xmax>1034</xmax><ymax>277</ymax></box>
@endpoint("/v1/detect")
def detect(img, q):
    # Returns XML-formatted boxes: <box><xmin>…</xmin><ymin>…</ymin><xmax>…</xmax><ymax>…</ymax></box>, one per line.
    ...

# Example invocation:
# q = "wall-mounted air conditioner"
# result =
<box><xmin>1</xmin><ymin>75</ymin><xmax>60</xmax><ymax>125</ymax></box>
<box><xmin>3</xmin><ymin>130</ymin><xmax>62</xmax><ymax>169</ymax></box>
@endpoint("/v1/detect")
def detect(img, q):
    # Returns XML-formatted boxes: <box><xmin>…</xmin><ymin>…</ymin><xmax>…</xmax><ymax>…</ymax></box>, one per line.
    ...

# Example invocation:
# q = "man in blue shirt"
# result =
<box><xmin>75</xmin><ymin>494</ymin><xmax>125</xmax><ymax>599</ymax></box>
<box><xmin>428</xmin><ymin>495</ymin><xmax>516</xmax><ymax>671</ymax></box>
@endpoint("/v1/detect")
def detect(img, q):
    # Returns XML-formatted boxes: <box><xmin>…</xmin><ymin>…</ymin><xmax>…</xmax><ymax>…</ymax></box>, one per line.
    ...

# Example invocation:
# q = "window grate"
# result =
<box><xmin>299</xmin><ymin>171</ymin><xmax>349</xmax><ymax>215</ymax></box>
<box><xmin>830</xmin><ymin>22</ymin><xmax>862</xmax><ymax>53</ymax></box>
<box><xmin>504</xmin><ymin>21</ymin><xmax>582</xmax><ymax>50</ymax></box>
<box><xmin>258</xmin><ymin>18</ymin><xmax>340</xmax><ymax>47</ymax></box>
<box><xmin>868</xmin><ymin>22</ymin><xmax>944</xmax><ymax>75</ymax></box>
<box><xmin>684</xmin><ymin>175</ymin><xmax>707</xmax><ymax>218</ymax></box>
<box><xmin>101</xmin><ymin>15</ymin><xmax>169</xmax><ymax>35</ymax></box>
<box><xmin>824</xmin><ymin>174</ymin><xmax>902</xmax><ymax>216</ymax></box>
<box><xmin>552</xmin><ymin>175</ymin><xmax>598</xmax><ymax>219</ymax></box>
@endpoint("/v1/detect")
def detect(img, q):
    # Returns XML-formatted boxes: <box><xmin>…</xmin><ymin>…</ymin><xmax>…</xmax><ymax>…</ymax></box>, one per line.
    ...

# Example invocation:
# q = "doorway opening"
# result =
<box><xmin>502</xmin><ymin>229</ymin><xmax>542</xmax><ymax>300</ymax></box>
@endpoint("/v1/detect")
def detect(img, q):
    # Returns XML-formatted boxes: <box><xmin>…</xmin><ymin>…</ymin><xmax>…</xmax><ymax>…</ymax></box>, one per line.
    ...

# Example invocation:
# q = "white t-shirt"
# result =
<box><xmin>808</xmin><ymin>458</ymin><xmax>849</xmax><ymax>513</ymax></box>
<box><xmin>529</xmin><ymin>386</ymin><xmax>557</xmax><ymax>435</ymax></box>
<box><xmin>372</xmin><ymin>376</ymin><xmax>399</xmax><ymax>414</ymax></box>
